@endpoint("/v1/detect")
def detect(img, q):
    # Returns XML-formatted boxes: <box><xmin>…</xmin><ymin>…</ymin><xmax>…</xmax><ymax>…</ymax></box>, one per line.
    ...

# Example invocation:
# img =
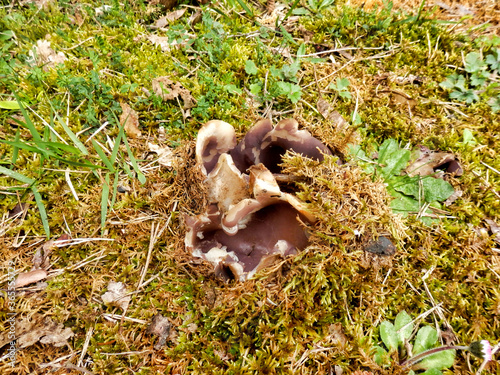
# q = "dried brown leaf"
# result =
<box><xmin>120</xmin><ymin>103</ymin><xmax>141</xmax><ymax>139</ymax></box>
<box><xmin>148</xmin><ymin>142</ymin><xmax>177</xmax><ymax>168</ymax></box>
<box><xmin>146</xmin><ymin>314</ymin><xmax>171</xmax><ymax>349</ymax></box>
<box><xmin>444</xmin><ymin>190</ymin><xmax>463</xmax><ymax>206</ymax></box>
<box><xmin>101</xmin><ymin>281</ymin><xmax>131</xmax><ymax>310</ymax></box>
<box><xmin>155</xmin><ymin>8</ymin><xmax>187</xmax><ymax>28</ymax></box>
<box><xmin>146</xmin><ymin>35</ymin><xmax>173</xmax><ymax>52</ymax></box>
<box><xmin>0</xmin><ymin>316</ymin><xmax>74</xmax><ymax>349</ymax></box>
<box><xmin>317</xmin><ymin>98</ymin><xmax>349</xmax><ymax>131</ymax></box>
<box><xmin>406</xmin><ymin>146</ymin><xmax>463</xmax><ymax>178</ymax></box>
<box><xmin>29</xmin><ymin>40</ymin><xmax>66</xmax><ymax>70</ymax></box>
<box><xmin>152</xmin><ymin>76</ymin><xmax>196</xmax><ymax>109</ymax></box>
<box><xmin>485</xmin><ymin>218</ymin><xmax>500</xmax><ymax>244</ymax></box>
<box><xmin>15</xmin><ymin>269</ymin><xmax>47</xmax><ymax>288</ymax></box>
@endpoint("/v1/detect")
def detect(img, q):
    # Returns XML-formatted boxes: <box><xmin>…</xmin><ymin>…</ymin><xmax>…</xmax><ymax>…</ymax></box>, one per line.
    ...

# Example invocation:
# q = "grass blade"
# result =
<box><xmin>110</xmin><ymin>170</ymin><xmax>119</xmax><ymax>210</ymax></box>
<box><xmin>234</xmin><ymin>0</ymin><xmax>253</xmax><ymax>17</ymax></box>
<box><xmin>110</xmin><ymin>126</ymin><xmax>124</xmax><ymax>165</ymax></box>
<box><xmin>0</xmin><ymin>166</ymin><xmax>49</xmax><ymax>237</ymax></box>
<box><xmin>0</xmin><ymin>165</ymin><xmax>35</xmax><ymax>184</ymax></box>
<box><xmin>11</xmin><ymin>128</ymin><xmax>20</xmax><ymax>165</ymax></box>
<box><xmin>49</xmin><ymin>101</ymin><xmax>89</xmax><ymax>155</ymax></box>
<box><xmin>12</xmin><ymin>94</ymin><xmax>43</xmax><ymax>143</ymax></box>
<box><xmin>100</xmin><ymin>173</ymin><xmax>110</xmax><ymax>234</ymax></box>
<box><xmin>122</xmin><ymin>134</ymin><xmax>146</xmax><ymax>184</ymax></box>
<box><xmin>91</xmin><ymin>139</ymin><xmax>115</xmax><ymax>172</ymax></box>
<box><xmin>32</xmin><ymin>185</ymin><xmax>50</xmax><ymax>238</ymax></box>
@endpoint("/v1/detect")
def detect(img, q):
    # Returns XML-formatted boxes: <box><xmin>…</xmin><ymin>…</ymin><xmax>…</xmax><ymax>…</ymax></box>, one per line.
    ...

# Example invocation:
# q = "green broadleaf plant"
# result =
<box><xmin>374</xmin><ymin>311</ymin><xmax>456</xmax><ymax>372</ymax></box>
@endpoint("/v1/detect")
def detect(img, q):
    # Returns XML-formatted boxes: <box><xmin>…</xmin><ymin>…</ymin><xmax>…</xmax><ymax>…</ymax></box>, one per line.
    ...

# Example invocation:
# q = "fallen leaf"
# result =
<box><xmin>95</xmin><ymin>5</ymin><xmax>112</xmax><ymax>16</ymax></box>
<box><xmin>101</xmin><ymin>281</ymin><xmax>131</xmax><ymax>310</ymax></box>
<box><xmin>406</xmin><ymin>146</ymin><xmax>463</xmax><ymax>178</ymax></box>
<box><xmin>119</xmin><ymin>103</ymin><xmax>141</xmax><ymax>139</ymax></box>
<box><xmin>317</xmin><ymin>98</ymin><xmax>349</xmax><ymax>131</ymax></box>
<box><xmin>15</xmin><ymin>269</ymin><xmax>47</xmax><ymax>288</ymax></box>
<box><xmin>444</xmin><ymin>190</ymin><xmax>463</xmax><ymax>206</ymax></box>
<box><xmin>152</xmin><ymin>76</ymin><xmax>196</xmax><ymax>109</ymax></box>
<box><xmin>146</xmin><ymin>35</ymin><xmax>173</xmax><ymax>52</ymax></box>
<box><xmin>29</xmin><ymin>40</ymin><xmax>66</xmax><ymax>70</ymax></box>
<box><xmin>0</xmin><ymin>316</ymin><xmax>73</xmax><ymax>349</ymax></box>
<box><xmin>391</xmin><ymin>91</ymin><xmax>417</xmax><ymax>109</ymax></box>
<box><xmin>189</xmin><ymin>9</ymin><xmax>202</xmax><ymax>26</ymax></box>
<box><xmin>33</xmin><ymin>234</ymin><xmax>70</xmax><ymax>269</ymax></box>
<box><xmin>326</xmin><ymin>323</ymin><xmax>347</xmax><ymax>347</ymax></box>
<box><xmin>8</xmin><ymin>203</ymin><xmax>28</xmax><ymax>219</ymax></box>
<box><xmin>485</xmin><ymin>218</ymin><xmax>500</xmax><ymax>244</ymax></box>
<box><xmin>148</xmin><ymin>142</ymin><xmax>177</xmax><ymax>168</ymax></box>
<box><xmin>22</xmin><ymin>0</ymin><xmax>55</xmax><ymax>9</ymax></box>
<box><xmin>146</xmin><ymin>314</ymin><xmax>171</xmax><ymax>349</ymax></box>
<box><xmin>154</xmin><ymin>8</ymin><xmax>187</xmax><ymax>28</ymax></box>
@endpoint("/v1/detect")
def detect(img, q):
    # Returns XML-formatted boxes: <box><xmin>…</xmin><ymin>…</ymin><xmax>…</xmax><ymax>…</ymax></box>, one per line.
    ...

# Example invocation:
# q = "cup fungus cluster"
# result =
<box><xmin>185</xmin><ymin>118</ymin><xmax>332</xmax><ymax>281</ymax></box>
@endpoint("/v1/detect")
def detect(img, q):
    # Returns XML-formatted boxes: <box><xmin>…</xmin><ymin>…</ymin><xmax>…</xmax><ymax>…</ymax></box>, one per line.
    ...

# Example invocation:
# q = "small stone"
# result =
<box><xmin>365</xmin><ymin>236</ymin><xmax>396</xmax><ymax>256</ymax></box>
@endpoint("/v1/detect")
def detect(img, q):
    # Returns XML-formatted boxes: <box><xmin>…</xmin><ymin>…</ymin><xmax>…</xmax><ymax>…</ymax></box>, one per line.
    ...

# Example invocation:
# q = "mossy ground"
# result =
<box><xmin>0</xmin><ymin>0</ymin><xmax>499</xmax><ymax>374</ymax></box>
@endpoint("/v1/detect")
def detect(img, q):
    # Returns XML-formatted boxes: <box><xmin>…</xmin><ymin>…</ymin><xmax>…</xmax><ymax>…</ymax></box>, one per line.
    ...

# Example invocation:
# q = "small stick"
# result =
<box><xmin>480</xmin><ymin>161</ymin><xmax>500</xmax><ymax>175</ymax></box>
<box><xmin>65</xmin><ymin>169</ymin><xmax>79</xmax><ymax>201</ymax></box>
<box><xmin>77</xmin><ymin>326</ymin><xmax>93</xmax><ymax>367</ymax></box>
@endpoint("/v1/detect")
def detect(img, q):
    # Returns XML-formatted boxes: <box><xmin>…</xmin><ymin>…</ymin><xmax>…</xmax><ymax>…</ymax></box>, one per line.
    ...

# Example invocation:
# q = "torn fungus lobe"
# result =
<box><xmin>186</xmin><ymin>118</ymin><xmax>330</xmax><ymax>281</ymax></box>
<box><xmin>185</xmin><ymin>203</ymin><xmax>309</xmax><ymax>281</ymax></box>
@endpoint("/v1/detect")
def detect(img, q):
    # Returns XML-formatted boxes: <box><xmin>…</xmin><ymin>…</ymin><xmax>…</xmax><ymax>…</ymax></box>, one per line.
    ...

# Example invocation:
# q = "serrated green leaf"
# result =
<box><xmin>390</xmin><ymin>194</ymin><xmax>420</xmax><ymax>214</ymax></box>
<box><xmin>394</xmin><ymin>311</ymin><xmax>413</xmax><ymax>345</ymax></box>
<box><xmin>245</xmin><ymin>60</ymin><xmax>258</xmax><ymax>75</ymax></box>
<box><xmin>489</xmin><ymin>96</ymin><xmax>500</xmax><ymax>113</ymax></box>
<box><xmin>462</xmin><ymin>129</ymin><xmax>476</xmax><ymax>145</ymax></box>
<box><xmin>418</xmin><ymin>349</ymin><xmax>455</xmax><ymax>370</ymax></box>
<box><xmin>421</xmin><ymin>177</ymin><xmax>455</xmax><ymax>202</ymax></box>
<box><xmin>377</xmin><ymin>139</ymin><xmax>411</xmax><ymax>178</ymax></box>
<box><xmin>485</xmin><ymin>48</ymin><xmax>500</xmax><ymax>70</ymax></box>
<box><xmin>413</xmin><ymin>326</ymin><xmax>438</xmax><ymax>354</ymax></box>
<box><xmin>380</xmin><ymin>321</ymin><xmax>399</xmax><ymax>351</ymax></box>
<box><xmin>276</xmin><ymin>81</ymin><xmax>302</xmax><ymax>103</ymax></box>
<box><xmin>391</xmin><ymin>175</ymin><xmax>420</xmax><ymax>199</ymax></box>
<box><xmin>336</xmin><ymin>77</ymin><xmax>350</xmax><ymax>90</ymax></box>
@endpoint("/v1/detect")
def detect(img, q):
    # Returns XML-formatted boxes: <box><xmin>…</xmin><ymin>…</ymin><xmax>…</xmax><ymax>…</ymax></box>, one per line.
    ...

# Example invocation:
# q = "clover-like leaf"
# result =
<box><xmin>485</xmin><ymin>48</ymin><xmax>500</xmax><ymax>71</ymax></box>
<box><xmin>464</xmin><ymin>52</ymin><xmax>484</xmax><ymax>73</ymax></box>
<box><xmin>245</xmin><ymin>60</ymin><xmax>258</xmax><ymax>75</ymax></box>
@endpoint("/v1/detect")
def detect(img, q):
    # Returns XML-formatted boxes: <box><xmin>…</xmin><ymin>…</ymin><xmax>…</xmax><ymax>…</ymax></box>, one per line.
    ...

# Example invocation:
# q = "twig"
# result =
<box><xmin>61</xmin><ymin>37</ymin><xmax>94</xmax><ymax>51</ymax></box>
<box><xmin>65</xmin><ymin>169</ymin><xmax>79</xmax><ymax>201</ymax></box>
<box><xmin>480</xmin><ymin>161</ymin><xmax>500</xmax><ymax>175</ymax></box>
<box><xmin>77</xmin><ymin>327</ymin><xmax>93</xmax><ymax>367</ymax></box>
<box><xmin>39</xmin><ymin>351</ymin><xmax>80</xmax><ymax>369</ymax></box>
<box><xmin>102</xmin><ymin>313</ymin><xmax>147</xmax><ymax>324</ymax></box>
<box><xmin>101</xmin><ymin>350</ymin><xmax>153</xmax><ymax>356</ymax></box>
<box><xmin>85</xmin><ymin>121</ymin><xmax>109</xmax><ymax>143</ymax></box>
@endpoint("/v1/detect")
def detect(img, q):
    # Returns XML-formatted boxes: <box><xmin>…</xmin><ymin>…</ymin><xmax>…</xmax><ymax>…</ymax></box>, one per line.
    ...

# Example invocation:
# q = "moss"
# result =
<box><xmin>1</xmin><ymin>0</ymin><xmax>499</xmax><ymax>374</ymax></box>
